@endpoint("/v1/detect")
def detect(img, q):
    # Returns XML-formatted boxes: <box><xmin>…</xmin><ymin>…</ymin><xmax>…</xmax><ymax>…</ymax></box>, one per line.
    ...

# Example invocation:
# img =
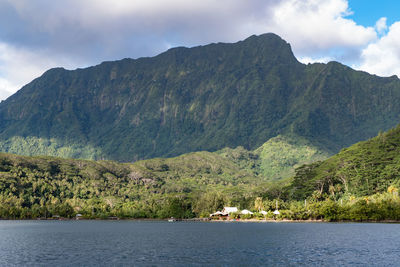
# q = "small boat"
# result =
<box><xmin>168</xmin><ymin>217</ymin><xmax>176</xmax><ymax>222</ymax></box>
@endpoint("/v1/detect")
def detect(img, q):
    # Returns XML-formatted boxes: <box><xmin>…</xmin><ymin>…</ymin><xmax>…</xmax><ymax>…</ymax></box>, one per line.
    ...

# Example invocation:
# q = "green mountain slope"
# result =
<box><xmin>1</xmin><ymin>33</ymin><xmax>400</xmax><ymax>162</ymax></box>
<box><xmin>254</xmin><ymin>134</ymin><xmax>329</xmax><ymax>180</ymax></box>
<box><xmin>0</xmin><ymin>131</ymin><xmax>333</xmax><ymax>219</ymax></box>
<box><xmin>290</xmin><ymin>124</ymin><xmax>400</xmax><ymax>200</ymax></box>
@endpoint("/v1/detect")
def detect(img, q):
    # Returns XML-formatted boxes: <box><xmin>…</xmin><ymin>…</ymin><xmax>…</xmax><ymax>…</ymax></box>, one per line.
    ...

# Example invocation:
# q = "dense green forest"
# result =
<box><xmin>1</xmin><ymin>33</ymin><xmax>400</xmax><ymax>164</ymax></box>
<box><xmin>1</xmin><ymin>33</ymin><xmax>400</xmax><ymax>221</ymax></box>
<box><xmin>1</xmin><ymin>124</ymin><xmax>400</xmax><ymax>221</ymax></box>
<box><xmin>0</xmin><ymin>149</ymin><xmax>271</xmax><ymax>219</ymax></box>
<box><xmin>290</xmin><ymin>124</ymin><xmax>400</xmax><ymax>200</ymax></box>
<box><xmin>0</xmin><ymin>134</ymin><xmax>327</xmax><ymax>182</ymax></box>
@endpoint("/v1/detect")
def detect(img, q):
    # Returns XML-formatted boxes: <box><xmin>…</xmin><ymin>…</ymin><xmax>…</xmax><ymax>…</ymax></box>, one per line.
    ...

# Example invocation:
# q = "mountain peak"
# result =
<box><xmin>239</xmin><ymin>33</ymin><xmax>298</xmax><ymax>64</ymax></box>
<box><xmin>243</xmin><ymin>32</ymin><xmax>286</xmax><ymax>42</ymax></box>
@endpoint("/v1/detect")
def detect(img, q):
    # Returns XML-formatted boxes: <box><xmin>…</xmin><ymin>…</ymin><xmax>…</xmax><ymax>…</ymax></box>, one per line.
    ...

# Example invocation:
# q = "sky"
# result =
<box><xmin>0</xmin><ymin>0</ymin><xmax>399</xmax><ymax>100</ymax></box>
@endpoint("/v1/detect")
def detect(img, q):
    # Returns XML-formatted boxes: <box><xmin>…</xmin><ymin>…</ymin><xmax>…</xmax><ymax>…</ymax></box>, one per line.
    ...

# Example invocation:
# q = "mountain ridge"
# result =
<box><xmin>1</xmin><ymin>33</ymin><xmax>400</xmax><ymax>163</ymax></box>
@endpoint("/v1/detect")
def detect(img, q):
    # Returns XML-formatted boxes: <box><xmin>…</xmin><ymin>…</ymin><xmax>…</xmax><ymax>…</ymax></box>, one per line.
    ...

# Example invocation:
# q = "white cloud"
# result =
<box><xmin>262</xmin><ymin>0</ymin><xmax>376</xmax><ymax>55</ymax></box>
<box><xmin>358</xmin><ymin>21</ymin><xmax>400</xmax><ymax>77</ymax></box>
<box><xmin>0</xmin><ymin>43</ymin><xmax>46</xmax><ymax>99</ymax></box>
<box><xmin>0</xmin><ymin>42</ymin><xmax>84</xmax><ymax>100</ymax></box>
<box><xmin>298</xmin><ymin>56</ymin><xmax>334</xmax><ymax>64</ymax></box>
<box><xmin>375</xmin><ymin>17</ymin><xmax>388</xmax><ymax>35</ymax></box>
<box><xmin>0</xmin><ymin>78</ymin><xmax>17</xmax><ymax>100</ymax></box>
<box><xmin>5</xmin><ymin>0</ymin><xmax>376</xmax><ymax>53</ymax></box>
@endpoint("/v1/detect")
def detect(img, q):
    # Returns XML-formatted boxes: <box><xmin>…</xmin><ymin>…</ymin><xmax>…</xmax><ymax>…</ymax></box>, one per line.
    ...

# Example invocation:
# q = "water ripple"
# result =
<box><xmin>0</xmin><ymin>221</ymin><xmax>399</xmax><ymax>266</ymax></box>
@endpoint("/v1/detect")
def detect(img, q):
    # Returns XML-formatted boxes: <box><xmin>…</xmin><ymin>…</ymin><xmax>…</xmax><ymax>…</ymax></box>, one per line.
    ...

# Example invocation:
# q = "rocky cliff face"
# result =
<box><xmin>0</xmin><ymin>33</ymin><xmax>400</xmax><ymax>161</ymax></box>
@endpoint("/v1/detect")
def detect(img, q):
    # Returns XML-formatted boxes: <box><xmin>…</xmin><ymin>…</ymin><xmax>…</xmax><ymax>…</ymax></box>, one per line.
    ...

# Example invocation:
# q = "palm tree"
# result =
<box><xmin>254</xmin><ymin>197</ymin><xmax>264</xmax><ymax>212</ymax></box>
<box><xmin>388</xmin><ymin>185</ymin><xmax>399</xmax><ymax>197</ymax></box>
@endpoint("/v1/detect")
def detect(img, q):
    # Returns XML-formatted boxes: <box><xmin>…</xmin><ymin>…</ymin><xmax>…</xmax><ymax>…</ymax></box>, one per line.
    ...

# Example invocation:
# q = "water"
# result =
<box><xmin>0</xmin><ymin>221</ymin><xmax>399</xmax><ymax>266</ymax></box>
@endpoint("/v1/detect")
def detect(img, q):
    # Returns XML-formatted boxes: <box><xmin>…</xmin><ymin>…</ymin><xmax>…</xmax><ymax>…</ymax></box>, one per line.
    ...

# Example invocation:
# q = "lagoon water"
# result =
<box><xmin>0</xmin><ymin>221</ymin><xmax>399</xmax><ymax>266</ymax></box>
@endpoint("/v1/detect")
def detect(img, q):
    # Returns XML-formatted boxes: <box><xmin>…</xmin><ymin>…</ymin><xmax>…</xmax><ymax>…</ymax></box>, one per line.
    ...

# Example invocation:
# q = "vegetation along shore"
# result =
<box><xmin>1</xmin><ymin>124</ymin><xmax>400</xmax><ymax>222</ymax></box>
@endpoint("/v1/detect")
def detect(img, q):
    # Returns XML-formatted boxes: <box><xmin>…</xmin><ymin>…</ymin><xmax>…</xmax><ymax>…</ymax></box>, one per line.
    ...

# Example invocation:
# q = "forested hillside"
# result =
<box><xmin>2</xmin><ymin>123</ymin><xmax>400</xmax><ymax>221</ymax></box>
<box><xmin>290</xmin><ymin>124</ymin><xmax>400</xmax><ymax>200</ymax></box>
<box><xmin>0</xmin><ymin>149</ymin><xmax>274</xmax><ymax>219</ymax></box>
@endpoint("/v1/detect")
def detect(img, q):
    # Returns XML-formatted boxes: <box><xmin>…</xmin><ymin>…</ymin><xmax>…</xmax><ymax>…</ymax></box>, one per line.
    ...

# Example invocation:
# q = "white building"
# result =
<box><xmin>210</xmin><ymin>211</ymin><xmax>224</xmax><ymax>217</ymax></box>
<box><xmin>221</xmin><ymin>207</ymin><xmax>238</xmax><ymax>215</ymax></box>
<box><xmin>241</xmin><ymin>209</ymin><xmax>254</xmax><ymax>215</ymax></box>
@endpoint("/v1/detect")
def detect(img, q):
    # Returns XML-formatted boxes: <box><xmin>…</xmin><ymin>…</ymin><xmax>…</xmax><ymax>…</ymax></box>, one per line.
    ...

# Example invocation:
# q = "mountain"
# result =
<box><xmin>290</xmin><ymin>124</ymin><xmax>400</xmax><ymax>200</ymax></box>
<box><xmin>1</xmin><ymin>33</ymin><xmax>400</xmax><ymax>163</ymax></box>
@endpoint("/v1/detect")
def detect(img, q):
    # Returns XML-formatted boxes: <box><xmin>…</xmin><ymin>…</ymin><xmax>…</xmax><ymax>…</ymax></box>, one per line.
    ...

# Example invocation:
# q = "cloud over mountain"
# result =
<box><xmin>359</xmin><ymin>21</ymin><xmax>400</xmax><ymax>78</ymax></box>
<box><xmin>0</xmin><ymin>0</ymin><xmax>398</xmax><ymax>99</ymax></box>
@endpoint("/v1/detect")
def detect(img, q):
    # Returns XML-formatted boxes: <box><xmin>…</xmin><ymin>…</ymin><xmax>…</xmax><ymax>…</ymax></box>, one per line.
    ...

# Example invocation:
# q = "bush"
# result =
<box><xmin>318</xmin><ymin>200</ymin><xmax>340</xmax><ymax>221</ymax></box>
<box><xmin>230</xmin><ymin>212</ymin><xmax>241</xmax><ymax>219</ymax></box>
<box><xmin>253</xmin><ymin>212</ymin><xmax>265</xmax><ymax>220</ymax></box>
<box><xmin>241</xmin><ymin>213</ymin><xmax>253</xmax><ymax>220</ymax></box>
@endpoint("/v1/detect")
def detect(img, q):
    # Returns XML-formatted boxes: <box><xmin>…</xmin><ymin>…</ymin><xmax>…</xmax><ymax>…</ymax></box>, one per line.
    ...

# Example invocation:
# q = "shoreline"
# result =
<box><xmin>1</xmin><ymin>217</ymin><xmax>400</xmax><ymax>223</ymax></box>
<box><xmin>215</xmin><ymin>219</ymin><xmax>398</xmax><ymax>223</ymax></box>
